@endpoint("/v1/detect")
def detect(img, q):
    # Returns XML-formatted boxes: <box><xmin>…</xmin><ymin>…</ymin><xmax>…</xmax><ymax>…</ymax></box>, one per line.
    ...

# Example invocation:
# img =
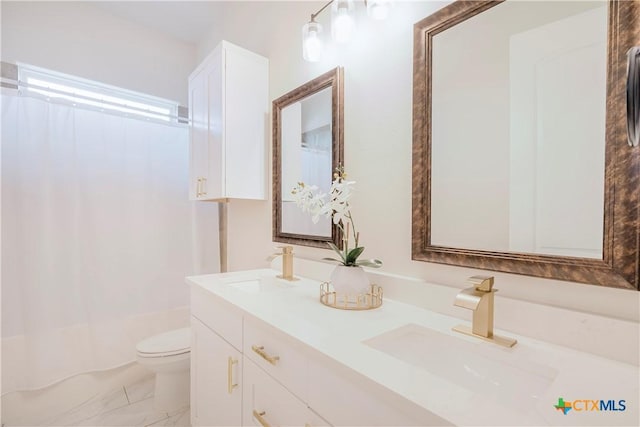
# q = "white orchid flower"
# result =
<box><xmin>332</xmin><ymin>207</ymin><xmax>347</xmax><ymax>225</ymax></box>
<box><xmin>291</xmin><ymin>169</ymin><xmax>382</xmax><ymax>269</ymax></box>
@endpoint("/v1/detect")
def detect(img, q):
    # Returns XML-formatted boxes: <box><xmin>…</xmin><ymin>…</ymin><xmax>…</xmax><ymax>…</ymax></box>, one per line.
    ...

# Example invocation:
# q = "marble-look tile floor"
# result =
<box><xmin>9</xmin><ymin>374</ymin><xmax>190</xmax><ymax>427</ymax></box>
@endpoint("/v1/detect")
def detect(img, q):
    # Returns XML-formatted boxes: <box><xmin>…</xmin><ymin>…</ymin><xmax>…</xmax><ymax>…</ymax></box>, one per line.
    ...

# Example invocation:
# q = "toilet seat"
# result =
<box><xmin>136</xmin><ymin>327</ymin><xmax>190</xmax><ymax>358</ymax></box>
<box><xmin>135</xmin><ymin>327</ymin><xmax>191</xmax><ymax>412</ymax></box>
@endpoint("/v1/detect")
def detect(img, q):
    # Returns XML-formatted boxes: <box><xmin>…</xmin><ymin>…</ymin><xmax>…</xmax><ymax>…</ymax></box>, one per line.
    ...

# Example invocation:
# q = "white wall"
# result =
<box><xmin>196</xmin><ymin>0</ymin><xmax>639</xmax><ymax>322</ymax></box>
<box><xmin>0</xmin><ymin>1</ymin><xmax>196</xmax><ymax>105</ymax></box>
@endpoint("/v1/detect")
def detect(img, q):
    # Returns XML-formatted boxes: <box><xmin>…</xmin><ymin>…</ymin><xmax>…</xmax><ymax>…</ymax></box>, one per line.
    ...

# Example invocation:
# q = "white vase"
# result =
<box><xmin>330</xmin><ymin>265</ymin><xmax>370</xmax><ymax>295</ymax></box>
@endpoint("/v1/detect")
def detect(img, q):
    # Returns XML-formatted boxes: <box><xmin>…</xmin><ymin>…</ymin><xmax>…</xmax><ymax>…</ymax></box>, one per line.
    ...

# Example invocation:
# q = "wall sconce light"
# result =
<box><xmin>302</xmin><ymin>0</ymin><xmax>393</xmax><ymax>62</ymax></box>
<box><xmin>332</xmin><ymin>0</ymin><xmax>356</xmax><ymax>44</ymax></box>
<box><xmin>302</xmin><ymin>19</ymin><xmax>324</xmax><ymax>62</ymax></box>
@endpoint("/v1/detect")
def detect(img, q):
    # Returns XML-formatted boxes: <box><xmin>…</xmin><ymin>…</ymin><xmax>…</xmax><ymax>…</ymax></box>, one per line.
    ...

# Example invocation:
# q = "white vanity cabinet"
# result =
<box><xmin>189</xmin><ymin>279</ymin><xmax>440</xmax><ymax>427</ymax></box>
<box><xmin>189</xmin><ymin>270</ymin><xmax>640</xmax><ymax>427</ymax></box>
<box><xmin>188</xmin><ymin>40</ymin><xmax>268</xmax><ymax>201</ymax></box>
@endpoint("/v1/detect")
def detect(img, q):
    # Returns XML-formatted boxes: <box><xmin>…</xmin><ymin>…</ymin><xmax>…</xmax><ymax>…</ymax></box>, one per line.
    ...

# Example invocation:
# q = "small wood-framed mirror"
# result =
<box><xmin>273</xmin><ymin>67</ymin><xmax>344</xmax><ymax>248</ymax></box>
<box><xmin>412</xmin><ymin>0</ymin><xmax>639</xmax><ymax>289</ymax></box>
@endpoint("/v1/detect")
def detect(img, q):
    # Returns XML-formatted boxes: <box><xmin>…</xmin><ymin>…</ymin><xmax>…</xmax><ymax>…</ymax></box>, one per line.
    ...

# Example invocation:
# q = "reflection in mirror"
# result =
<box><xmin>430</xmin><ymin>1</ymin><xmax>606</xmax><ymax>259</ymax></box>
<box><xmin>281</xmin><ymin>87</ymin><xmax>333</xmax><ymax>237</ymax></box>
<box><xmin>412</xmin><ymin>0</ymin><xmax>640</xmax><ymax>289</ymax></box>
<box><xmin>273</xmin><ymin>67</ymin><xmax>344</xmax><ymax>248</ymax></box>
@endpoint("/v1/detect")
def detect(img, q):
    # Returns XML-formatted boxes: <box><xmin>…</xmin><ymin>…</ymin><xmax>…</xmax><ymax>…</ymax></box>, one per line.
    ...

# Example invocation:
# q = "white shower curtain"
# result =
<box><xmin>1</xmin><ymin>93</ymin><xmax>219</xmax><ymax>393</ymax></box>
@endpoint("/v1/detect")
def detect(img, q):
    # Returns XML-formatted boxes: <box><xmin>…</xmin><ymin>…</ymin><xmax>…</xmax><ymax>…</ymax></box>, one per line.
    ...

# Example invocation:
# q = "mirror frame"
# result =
<box><xmin>412</xmin><ymin>0</ymin><xmax>639</xmax><ymax>289</ymax></box>
<box><xmin>273</xmin><ymin>67</ymin><xmax>344</xmax><ymax>248</ymax></box>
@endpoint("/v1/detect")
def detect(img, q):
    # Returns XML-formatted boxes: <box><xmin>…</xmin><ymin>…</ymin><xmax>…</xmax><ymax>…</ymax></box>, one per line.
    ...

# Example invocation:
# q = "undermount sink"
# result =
<box><xmin>222</xmin><ymin>275</ymin><xmax>296</xmax><ymax>293</ymax></box>
<box><xmin>363</xmin><ymin>324</ymin><xmax>558</xmax><ymax>410</ymax></box>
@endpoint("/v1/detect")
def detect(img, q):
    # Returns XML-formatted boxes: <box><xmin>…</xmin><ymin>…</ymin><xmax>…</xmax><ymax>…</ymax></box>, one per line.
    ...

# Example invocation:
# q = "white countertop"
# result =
<box><xmin>187</xmin><ymin>269</ymin><xmax>639</xmax><ymax>426</ymax></box>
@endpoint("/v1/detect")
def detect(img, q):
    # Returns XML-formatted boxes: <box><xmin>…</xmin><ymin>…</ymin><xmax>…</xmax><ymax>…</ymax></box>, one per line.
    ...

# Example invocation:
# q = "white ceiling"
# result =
<box><xmin>93</xmin><ymin>1</ymin><xmax>226</xmax><ymax>45</ymax></box>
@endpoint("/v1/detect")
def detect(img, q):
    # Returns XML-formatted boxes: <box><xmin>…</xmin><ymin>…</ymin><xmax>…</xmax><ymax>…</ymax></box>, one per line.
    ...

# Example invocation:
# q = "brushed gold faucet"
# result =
<box><xmin>269</xmin><ymin>246</ymin><xmax>298</xmax><ymax>281</ymax></box>
<box><xmin>452</xmin><ymin>275</ymin><xmax>517</xmax><ymax>347</ymax></box>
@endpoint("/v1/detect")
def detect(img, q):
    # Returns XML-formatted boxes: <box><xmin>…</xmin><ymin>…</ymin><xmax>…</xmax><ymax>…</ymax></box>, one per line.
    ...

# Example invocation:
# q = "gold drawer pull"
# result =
<box><xmin>227</xmin><ymin>356</ymin><xmax>238</xmax><ymax>394</ymax></box>
<box><xmin>251</xmin><ymin>345</ymin><xmax>280</xmax><ymax>365</ymax></box>
<box><xmin>253</xmin><ymin>410</ymin><xmax>271</xmax><ymax>427</ymax></box>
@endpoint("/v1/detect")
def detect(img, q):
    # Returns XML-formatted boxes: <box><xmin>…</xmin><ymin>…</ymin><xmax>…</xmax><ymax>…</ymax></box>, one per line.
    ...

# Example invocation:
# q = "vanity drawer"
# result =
<box><xmin>243</xmin><ymin>357</ymin><xmax>328</xmax><ymax>427</ymax></box>
<box><xmin>243</xmin><ymin>315</ymin><xmax>309</xmax><ymax>402</ymax></box>
<box><xmin>191</xmin><ymin>283</ymin><xmax>243</xmax><ymax>350</ymax></box>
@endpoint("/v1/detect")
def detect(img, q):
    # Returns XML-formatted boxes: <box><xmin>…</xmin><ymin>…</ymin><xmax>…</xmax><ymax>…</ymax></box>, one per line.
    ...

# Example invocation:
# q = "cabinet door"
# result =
<box><xmin>205</xmin><ymin>58</ymin><xmax>224</xmax><ymax>200</ymax></box>
<box><xmin>224</xmin><ymin>46</ymin><xmax>268</xmax><ymax>200</ymax></box>
<box><xmin>189</xmin><ymin>69</ymin><xmax>209</xmax><ymax>201</ymax></box>
<box><xmin>191</xmin><ymin>317</ymin><xmax>242</xmax><ymax>427</ymax></box>
<box><xmin>243</xmin><ymin>358</ymin><xmax>319</xmax><ymax>427</ymax></box>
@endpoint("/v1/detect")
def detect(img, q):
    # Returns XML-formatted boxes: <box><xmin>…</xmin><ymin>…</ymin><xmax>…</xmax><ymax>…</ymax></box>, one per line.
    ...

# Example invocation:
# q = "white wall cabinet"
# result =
<box><xmin>188</xmin><ymin>41</ymin><xmax>268</xmax><ymax>201</ymax></box>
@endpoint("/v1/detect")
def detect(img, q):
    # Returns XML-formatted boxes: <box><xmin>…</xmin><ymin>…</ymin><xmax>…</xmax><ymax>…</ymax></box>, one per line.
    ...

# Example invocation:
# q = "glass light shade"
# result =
<box><xmin>331</xmin><ymin>0</ymin><xmax>355</xmax><ymax>44</ymax></box>
<box><xmin>367</xmin><ymin>0</ymin><xmax>393</xmax><ymax>20</ymax></box>
<box><xmin>302</xmin><ymin>21</ymin><xmax>323</xmax><ymax>62</ymax></box>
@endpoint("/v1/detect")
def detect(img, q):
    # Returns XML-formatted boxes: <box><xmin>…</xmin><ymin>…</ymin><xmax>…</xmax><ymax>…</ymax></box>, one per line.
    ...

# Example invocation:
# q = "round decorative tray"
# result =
<box><xmin>319</xmin><ymin>282</ymin><xmax>383</xmax><ymax>310</ymax></box>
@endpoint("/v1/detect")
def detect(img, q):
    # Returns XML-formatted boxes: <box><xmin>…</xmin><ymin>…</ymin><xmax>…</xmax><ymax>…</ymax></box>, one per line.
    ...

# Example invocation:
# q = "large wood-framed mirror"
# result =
<box><xmin>412</xmin><ymin>0</ymin><xmax>639</xmax><ymax>289</ymax></box>
<box><xmin>273</xmin><ymin>67</ymin><xmax>344</xmax><ymax>248</ymax></box>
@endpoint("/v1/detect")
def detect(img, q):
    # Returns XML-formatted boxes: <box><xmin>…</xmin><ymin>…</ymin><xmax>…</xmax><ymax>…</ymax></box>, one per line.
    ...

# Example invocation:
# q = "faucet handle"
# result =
<box><xmin>275</xmin><ymin>245</ymin><xmax>293</xmax><ymax>255</ymax></box>
<box><xmin>267</xmin><ymin>246</ymin><xmax>294</xmax><ymax>262</ymax></box>
<box><xmin>467</xmin><ymin>275</ymin><xmax>494</xmax><ymax>292</ymax></box>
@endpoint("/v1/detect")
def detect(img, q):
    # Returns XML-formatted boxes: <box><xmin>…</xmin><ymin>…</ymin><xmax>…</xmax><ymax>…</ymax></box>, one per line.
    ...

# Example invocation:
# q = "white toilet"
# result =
<box><xmin>136</xmin><ymin>328</ymin><xmax>191</xmax><ymax>412</ymax></box>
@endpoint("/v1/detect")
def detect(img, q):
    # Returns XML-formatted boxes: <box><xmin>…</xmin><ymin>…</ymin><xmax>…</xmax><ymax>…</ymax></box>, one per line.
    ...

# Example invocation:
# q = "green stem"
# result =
<box><xmin>336</xmin><ymin>222</ymin><xmax>347</xmax><ymax>262</ymax></box>
<box><xmin>343</xmin><ymin>220</ymin><xmax>350</xmax><ymax>264</ymax></box>
<box><xmin>346</xmin><ymin>212</ymin><xmax>358</xmax><ymax>247</ymax></box>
